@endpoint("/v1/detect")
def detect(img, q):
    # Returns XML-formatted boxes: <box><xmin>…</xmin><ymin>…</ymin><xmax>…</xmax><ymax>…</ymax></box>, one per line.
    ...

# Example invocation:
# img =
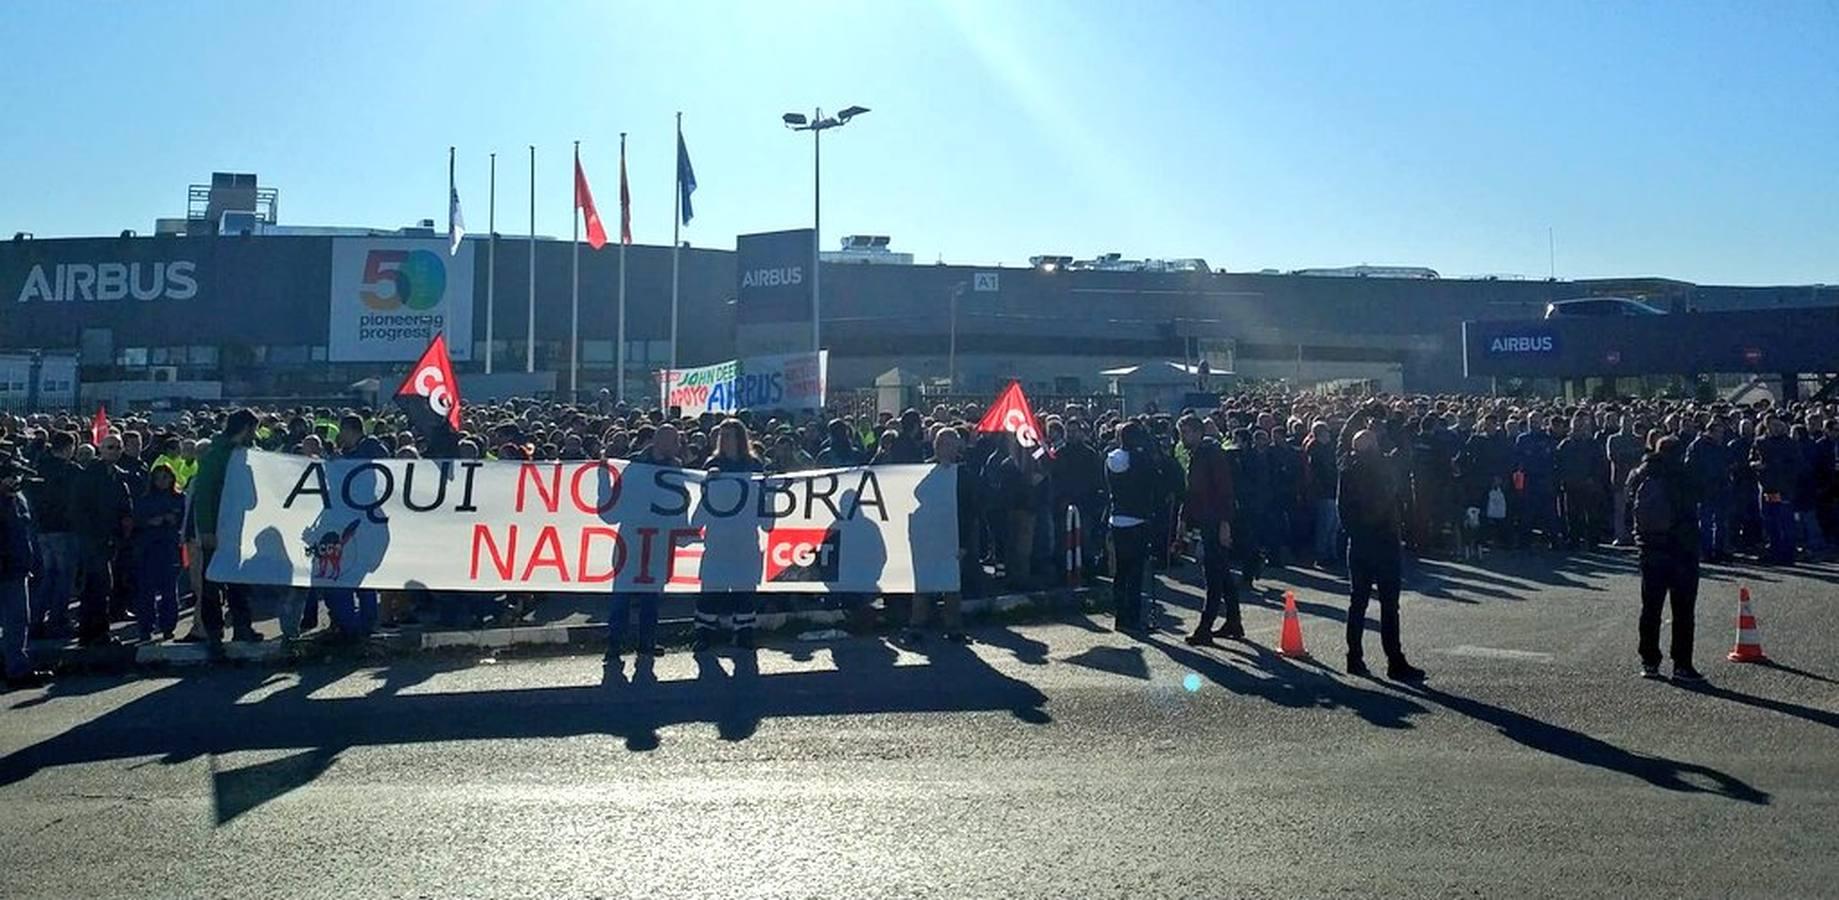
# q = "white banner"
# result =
<box><xmin>660</xmin><ymin>350</ymin><xmax>827</xmax><ymax>417</ymax></box>
<box><xmin>206</xmin><ymin>450</ymin><xmax>959</xmax><ymax>594</ymax></box>
<box><xmin>328</xmin><ymin>238</ymin><xmax>475</xmax><ymax>362</ymax></box>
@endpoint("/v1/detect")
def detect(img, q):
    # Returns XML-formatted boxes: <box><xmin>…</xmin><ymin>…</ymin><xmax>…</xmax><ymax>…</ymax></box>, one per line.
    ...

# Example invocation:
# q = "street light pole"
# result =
<box><xmin>783</xmin><ymin>105</ymin><xmax>869</xmax><ymax>359</ymax></box>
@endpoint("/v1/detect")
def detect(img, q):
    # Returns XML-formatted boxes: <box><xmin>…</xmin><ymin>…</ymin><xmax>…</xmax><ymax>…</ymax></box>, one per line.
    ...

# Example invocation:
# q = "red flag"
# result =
<box><xmin>91</xmin><ymin>404</ymin><xmax>109</xmax><ymax>446</ymax></box>
<box><xmin>575</xmin><ymin>157</ymin><xmax>608</xmax><ymax>250</ymax></box>
<box><xmin>977</xmin><ymin>381</ymin><xmax>1046</xmax><ymax>458</ymax></box>
<box><xmin>394</xmin><ymin>333</ymin><xmax>462</xmax><ymax>434</ymax></box>
<box><xmin>618</xmin><ymin>141</ymin><xmax>633</xmax><ymax>245</ymax></box>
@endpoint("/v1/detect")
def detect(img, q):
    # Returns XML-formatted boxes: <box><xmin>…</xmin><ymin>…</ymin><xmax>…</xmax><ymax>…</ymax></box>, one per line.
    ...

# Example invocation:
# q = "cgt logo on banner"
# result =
<box><xmin>329</xmin><ymin>239</ymin><xmax>474</xmax><ymax>362</ymax></box>
<box><xmin>205</xmin><ymin>450</ymin><xmax>959</xmax><ymax>594</ymax></box>
<box><xmin>765</xmin><ymin>528</ymin><xmax>841</xmax><ymax>582</ymax></box>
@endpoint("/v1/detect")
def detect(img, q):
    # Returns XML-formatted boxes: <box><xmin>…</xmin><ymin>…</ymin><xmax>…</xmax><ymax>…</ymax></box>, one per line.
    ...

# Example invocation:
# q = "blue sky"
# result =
<box><xmin>2</xmin><ymin>0</ymin><xmax>1834</xmax><ymax>285</ymax></box>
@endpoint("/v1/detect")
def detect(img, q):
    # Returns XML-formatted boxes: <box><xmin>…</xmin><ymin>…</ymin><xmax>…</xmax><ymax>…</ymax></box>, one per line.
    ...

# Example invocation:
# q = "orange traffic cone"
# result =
<box><xmin>1278</xmin><ymin>591</ymin><xmax>1308</xmax><ymax>658</ymax></box>
<box><xmin>1728</xmin><ymin>586</ymin><xmax>1768</xmax><ymax>663</ymax></box>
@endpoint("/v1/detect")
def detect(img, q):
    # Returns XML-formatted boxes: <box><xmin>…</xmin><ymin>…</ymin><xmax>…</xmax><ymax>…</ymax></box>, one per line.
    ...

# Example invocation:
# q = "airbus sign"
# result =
<box><xmin>740</xmin><ymin>265</ymin><xmax>803</xmax><ymax>289</ymax></box>
<box><xmin>1485</xmin><ymin>334</ymin><xmax>1557</xmax><ymax>355</ymax></box>
<box><xmin>15</xmin><ymin>261</ymin><xmax>198</xmax><ymax>303</ymax></box>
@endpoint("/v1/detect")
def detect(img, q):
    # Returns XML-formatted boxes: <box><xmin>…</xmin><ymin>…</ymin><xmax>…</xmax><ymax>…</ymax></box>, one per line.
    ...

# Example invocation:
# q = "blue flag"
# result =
<box><xmin>677</xmin><ymin>132</ymin><xmax>697</xmax><ymax>225</ymax></box>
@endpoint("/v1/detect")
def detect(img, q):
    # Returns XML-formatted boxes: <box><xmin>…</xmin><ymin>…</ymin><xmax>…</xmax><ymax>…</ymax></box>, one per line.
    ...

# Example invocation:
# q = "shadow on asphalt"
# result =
<box><xmin>1395</xmin><ymin>684</ymin><xmax>1771</xmax><ymax>806</ymax></box>
<box><xmin>0</xmin><ymin>631</ymin><xmax>1055</xmax><ymax>825</ymax></box>
<box><xmin>1140</xmin><ymin>634</ymin><xmax>1427</xmax><ymax>730</ymax></box>
<box><xmin>1683</xmin><ymin>680</ymin><xmax>1839</xmax><ymax>731</ymax></box>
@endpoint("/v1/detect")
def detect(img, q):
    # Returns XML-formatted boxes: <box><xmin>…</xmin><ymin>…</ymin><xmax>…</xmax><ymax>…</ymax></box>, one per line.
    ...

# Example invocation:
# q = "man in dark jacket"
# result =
<box><xmin>1629</xmin><ymin>436</ymin><xmax>1703</xmax><ymax>681</ymax></box>
<box><xmin>1513</xmin><ymin>416</ymin><xmax>1560</xmax><ymax>548</ymax></box>
<box><xmin>70</xmin><ymin>435</ymin><xmax>134</xmax><ymax>645</ymax></box>
<box><xmin>1178</xmin><ymin>414</ymin><xmax>1239</xmax><ymax>644</ymax></box>
<box><xmin>1751</xmin><ymin>416</ymin><xmax>1802</xmax><ymax>565</ymax></box>
<box><xmin>1104</xmin><ymin>422</ymin><xmax>1158</xmax><ymax>632</ymax></box>
<box><xmin>1</xmin><ymin>450</ymin><xmax>49</xmax><ymax>687</ymax></box>
<box><xmin>1725</xmin><ymin>419</ymin><xmax>1760</xmax><ymax>550</ymax></box>
<box><xmin>1304</xmin><ymin>421</ymin><xmax>1341</xmax><ymax>567</ymax></box>
<box><xmin>25</xmin><ymin>431</ymin><xmax>79</xmax><ymax>639</ymax></box>
<box><xmin>1336</xmin><ymin>412</ymin><xmax>1425</xmax><ymax>682</ymax></box>
<box><xmin>1230</xmin><ymin>429</ymin><xmax>1270</xmax><ymax>589</ymax></box>
<box><xmin>1685</xmin><ymin>421</ymin><xmax>1732</xmax><ymax>562</ymax></box>
<box><xmin>813</xmin><ymin>419</ymin><xmax>866</xmax><ymax>468</ymax></box>
<box><xmin>1459</xmin><ymin>415</ymin><xmax>1512</xmax><ymax>548</ymax></box>
<box><xmin>1049</xmin><ymin>419</ymin><xmax>1106</xmax><ymax>585</ymax></box>
<box><xmin>1554</xmin><ymin>413</ymin><xmax>1604</xmax><ymax>549</ymax></box>
<box><xmin>1605</xmin><ymin>415</ymin><xmax>1645</xmax><ymax>546</ymax></box>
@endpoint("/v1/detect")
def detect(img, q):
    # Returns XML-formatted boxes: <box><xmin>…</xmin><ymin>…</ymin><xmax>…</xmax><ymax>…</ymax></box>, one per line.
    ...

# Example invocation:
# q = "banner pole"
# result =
<box><xmin>486</xmin><ymin>152</ymin><xmax>496</xmax><ymax>374</ymax></box>
<box><xmin>670</xmin><ymin>112</ymin><xmax>682</xmax><ymax>377</ymax></box>
<box><xmin>570</xmin><ymin>140</ymin><xmax>581</xmax><ymax>400</ymax></box>
<box><xmin>527</xmin><ymin>144</ymin><xmax>536</xmax><ymax>374</ymax></box>
<box><xmin>617</xmin><ymin>132</ymin><xmax>628</xmax><ymax>405</ymax></box>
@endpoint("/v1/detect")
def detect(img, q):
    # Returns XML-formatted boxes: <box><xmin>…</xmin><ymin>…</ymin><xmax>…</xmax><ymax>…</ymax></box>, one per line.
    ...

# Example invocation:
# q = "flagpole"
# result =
<box><xmin>570</xmin><ymin>140</ymin><xmax>581</xmax><ymax>400</ymax></box>
<box><xmin>617</xmin><ymin>132</ymin><xmax>628</xmax><ymax>405</ymax></box>
<box><xmin>527</xmin><ymin>145</ymin><xmax>536</xmax><ymax>374</ymax></box>
<box><xmin>486</xmin><ymin>152</ymin><xmax>496</xmax><ymax>375</ymax></box>
<box><xmin>670</xmin><ymin>111</ymin><xmax>682</xmax><ymax>377</ymax></box>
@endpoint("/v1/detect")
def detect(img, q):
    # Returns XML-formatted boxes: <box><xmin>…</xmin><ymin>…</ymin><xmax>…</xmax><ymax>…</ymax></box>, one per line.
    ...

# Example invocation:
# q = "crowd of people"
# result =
<box><xmin>2</xmin><ymin>387</ymin><xmax>1836</xmax><ymax>688</ymax></box>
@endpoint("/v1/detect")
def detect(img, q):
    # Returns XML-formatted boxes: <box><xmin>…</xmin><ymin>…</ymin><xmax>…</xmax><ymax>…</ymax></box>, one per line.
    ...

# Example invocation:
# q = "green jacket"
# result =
<box><xmin>189</xmin><ymin>439</ymin><xmax>237</xmax><ymax>537</ymax></box>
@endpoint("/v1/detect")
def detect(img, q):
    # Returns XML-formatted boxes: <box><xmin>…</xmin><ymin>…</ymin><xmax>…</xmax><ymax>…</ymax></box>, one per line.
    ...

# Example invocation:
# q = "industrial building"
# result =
<box><xmin>3</xmin><ymin>172</ymin><xmax>1834</xmax><ymax>411</ymax></box>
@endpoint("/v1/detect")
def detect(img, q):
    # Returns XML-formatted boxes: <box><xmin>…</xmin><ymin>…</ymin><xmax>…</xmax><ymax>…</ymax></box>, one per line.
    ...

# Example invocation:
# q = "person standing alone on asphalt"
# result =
<box><xmin>1177</xmin><ymin>414</ymin><xmax>1240</xmax><ymax>645</ymax></box>
<box><xmin>1628</xmin><ymin>435</ymin><xmax>1703</xmax><ymax>681</ymax></box>
<box><xmin>1105</xmin><ymin>422</ymin><xmax>1157</xmax><ymax>633</ymax></box>
<box><xmin>1336</xmin><ymin>411</ymin><xmax>1426</xmax><ymax>682</ymax></box>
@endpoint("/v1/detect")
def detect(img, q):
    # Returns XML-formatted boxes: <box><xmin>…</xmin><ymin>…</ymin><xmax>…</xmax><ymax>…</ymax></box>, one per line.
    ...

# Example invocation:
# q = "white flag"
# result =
<box><xmin>448</xmin><ymin>186</ymin><xmax>466</xmax><ymax>256</ymax></box>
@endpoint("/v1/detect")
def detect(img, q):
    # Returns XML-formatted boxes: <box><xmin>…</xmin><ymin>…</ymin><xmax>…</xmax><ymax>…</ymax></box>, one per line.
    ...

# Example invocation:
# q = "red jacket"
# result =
<box><xmin>1183</xmin><ymin>438</ymin><xmax>1235</xmax><ymax>526</ymax></box>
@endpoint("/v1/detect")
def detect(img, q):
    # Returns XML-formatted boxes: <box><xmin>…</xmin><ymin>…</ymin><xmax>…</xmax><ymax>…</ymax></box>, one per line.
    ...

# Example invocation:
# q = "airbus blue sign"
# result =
<box><xmin>1484</xmin><ymin>333</ymin><xmax>1559</xmax><ymax>355</ymax></box>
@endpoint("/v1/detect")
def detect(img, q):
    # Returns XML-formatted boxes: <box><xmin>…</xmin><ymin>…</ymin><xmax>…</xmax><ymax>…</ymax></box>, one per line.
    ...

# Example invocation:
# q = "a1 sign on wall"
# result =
<box><xmin>973</xmin><ymin>272</ymin><xmax>999</xmax><ymax>292</ymax></box>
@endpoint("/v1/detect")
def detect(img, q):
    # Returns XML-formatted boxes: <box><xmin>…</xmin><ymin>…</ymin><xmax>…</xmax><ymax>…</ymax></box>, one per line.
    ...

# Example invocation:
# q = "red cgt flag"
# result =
<box><xmin>394</xmin><ymin>333</ymin><xmax>462</xmax><ymax>435</ymax></box>
<box><xmin>91</xmin><ymin>404</ymin><xmax>109</xmax><ymax>446</ymax></box>
<box><xmin>575</xmin><ymin>157</ymin><xmax>608</xmax><ymax>250</ymax></box>
<box><xmin>977</xmin><ymin>381</ymin><xmax>1046</xmax><ymax>458</ymax></box>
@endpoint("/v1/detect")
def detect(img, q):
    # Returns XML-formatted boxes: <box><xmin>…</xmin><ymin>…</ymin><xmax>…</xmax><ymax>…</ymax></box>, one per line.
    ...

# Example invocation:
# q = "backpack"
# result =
<box><xmin>1485</xmin><ymin>486</ymin><xmax>1507</xmax><ymax>520</ymax></box>
<box><xmin>1632</xmin><ymin>471</ymin><xmax>1675</xmax><ymax>540</ymax></box>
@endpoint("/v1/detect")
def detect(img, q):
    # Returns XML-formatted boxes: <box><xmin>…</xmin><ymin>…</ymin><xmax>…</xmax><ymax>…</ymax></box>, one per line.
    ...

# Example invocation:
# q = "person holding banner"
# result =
<box><xmin>901</xmin><ymin>427</ymin><xmax>976</xmax><ymax>645</ymax></box>
<box><xmin>181</xmin><ymin>410</ymin><xmax>261</xmax><ymax>645</ymax></box>
<box><xmin>606</xmin><ymin>425</ymin><xmax>684</xmax><ymax>661</ymax></box>
<box><xmin>694</xmin><ymin>419</ymin><xmax>763</xmax><ymax>652</ymax></box>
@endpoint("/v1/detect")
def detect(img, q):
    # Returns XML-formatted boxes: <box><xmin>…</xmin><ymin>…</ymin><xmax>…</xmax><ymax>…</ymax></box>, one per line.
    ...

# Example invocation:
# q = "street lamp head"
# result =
<box><xmin>836</xmin><ymin>105</ymin><xmax>870</xmax><ymax>122</ymax></box>
<box><xmin>782</xmin><ymin>112</ymin><xmax>809</xmax><ymax>127</ymax></box>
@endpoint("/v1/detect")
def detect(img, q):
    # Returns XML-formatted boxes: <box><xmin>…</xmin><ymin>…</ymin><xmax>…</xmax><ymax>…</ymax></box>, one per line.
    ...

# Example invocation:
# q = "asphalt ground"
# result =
<box><xmin>2</xmin><ymin>548</ymin><xmax>1836</xmax><ymax>898</ymax></box>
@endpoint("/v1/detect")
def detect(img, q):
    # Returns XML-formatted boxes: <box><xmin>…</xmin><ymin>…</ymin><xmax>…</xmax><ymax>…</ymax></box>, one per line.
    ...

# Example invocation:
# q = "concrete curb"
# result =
<box><xmin>33</xmin><ymin>587</ymin><xmax>1100</xmax><ymax>672</ymax></box>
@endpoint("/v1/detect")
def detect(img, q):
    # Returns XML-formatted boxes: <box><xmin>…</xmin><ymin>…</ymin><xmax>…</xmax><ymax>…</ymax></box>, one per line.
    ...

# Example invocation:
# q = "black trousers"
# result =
<box><xmin>1346</xmin><ymin>540</ymin><xmax>1403</xmax><ymax>664</ymax></box>
<box><xmin>1194</xmin><ymin>528</ymin><xmax>1240</xmax><ymax>634</ymax></box>
<box><xmin>1561</xmin><ymin>481</ymin><xmax>1602</xmax><ymax>547</ymax></box>
<box><xmin>198</xmin><ymin>544</ymin><xmax>253</xmax><ymax>637</ymax></box>
<box><xmin>1110</xmin><ymin>524</ymin><xmax>1150</xmax><ymax>629</ymax></box>
<box><xmin>1638</xmin><ymin>549</ymin><xmax>1699</xmax><ymax>667</ymax></box>
<box><xmin>75</xmin><ymin>538</ymin><xmax>114</xmax><ymax>642</ymax></box>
